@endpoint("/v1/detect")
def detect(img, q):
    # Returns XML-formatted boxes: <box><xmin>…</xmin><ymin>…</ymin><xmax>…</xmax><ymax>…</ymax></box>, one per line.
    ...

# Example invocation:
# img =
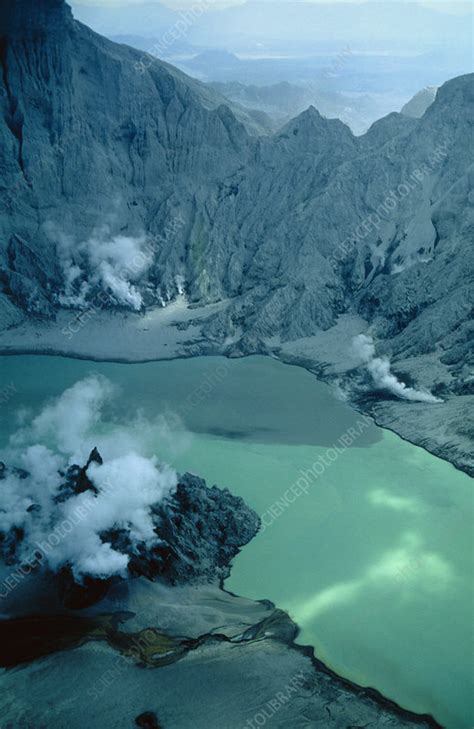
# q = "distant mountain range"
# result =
<box><xmin>71</xmin><ymin>1</ymin><xmax>473</xmax><ymax>96</ymax></box>
<box><xmin>208</xmin><ymin>79</ymin><xmax>409</xmax><ymax>135</ymax></box>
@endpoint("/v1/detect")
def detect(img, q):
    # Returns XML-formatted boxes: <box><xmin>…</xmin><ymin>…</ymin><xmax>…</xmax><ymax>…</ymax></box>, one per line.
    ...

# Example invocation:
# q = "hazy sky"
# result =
<box><xmin>72</xmin><ymin>0</ymin><xmax>472</xmax><ymax>14</ymax></box>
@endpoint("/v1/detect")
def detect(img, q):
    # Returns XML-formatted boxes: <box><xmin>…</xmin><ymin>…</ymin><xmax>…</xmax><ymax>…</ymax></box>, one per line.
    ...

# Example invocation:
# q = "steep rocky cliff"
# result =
<box><xmin>0</xmin><ymin>0</ymin><xmax>258</xmax><ymax>321</ymax></box>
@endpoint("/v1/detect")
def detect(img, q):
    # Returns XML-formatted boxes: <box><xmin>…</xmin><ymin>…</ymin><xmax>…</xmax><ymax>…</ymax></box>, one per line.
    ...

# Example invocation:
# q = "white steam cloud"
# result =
<box><xmin>352</xmin><ymin>335</ymin><xmax>443</xmax><ymax>404</ymax></box>
<box><xmin>53</xmin><ymin>225</ymin><xmax>152</xmax><ymax>311</ymax></box>
<box><xmin>0</xmin><ymin>376</ymin><xmax>177</xmax><ymax>580</ymax></box>
<box><xmin>11</xmin><ymin>376</ymin><xmax>116</xmax><ymax>463</ymax></box>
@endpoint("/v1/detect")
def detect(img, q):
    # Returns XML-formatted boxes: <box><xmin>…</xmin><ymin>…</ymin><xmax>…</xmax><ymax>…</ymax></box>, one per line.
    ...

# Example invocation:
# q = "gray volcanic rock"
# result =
<box><xmin>105</xmin><ymin>471</ymin><xmax>260</xmax><ymax>586</ymax></box>
<box><xmin>0</xmin><ymin>450</ymin><xmax>260</xmax><ymax>606</ymax></box>
<box><xmin>0</xmin><ymin>585</ymin><xmax>440</xmax><ymax>728</ymax></box>
<box><xmin>0</xmin><ymin>0</ymin><xmax>253</xmax><ymax>316</ymax></box>
<box><xmin>157</xmin><ymin>472</ymin><xmax>261</xmax><ymax>583</ymax></box>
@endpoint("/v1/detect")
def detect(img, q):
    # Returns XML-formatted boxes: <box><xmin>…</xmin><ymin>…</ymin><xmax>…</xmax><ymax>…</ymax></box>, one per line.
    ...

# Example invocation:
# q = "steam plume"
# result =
<box><xmin>52</xmin><ymin>225</ymin><xmax>152</xmax><ymax>310</ymax></box>
<box><xmin>352</xmin><ymin>335</ymin><xmax>442</xmax><ymax>403</ymax></box>
<box><xmin>0</xmin><ymin>377</ymin><xmax>177</xmax><ymax>581</ymax></box>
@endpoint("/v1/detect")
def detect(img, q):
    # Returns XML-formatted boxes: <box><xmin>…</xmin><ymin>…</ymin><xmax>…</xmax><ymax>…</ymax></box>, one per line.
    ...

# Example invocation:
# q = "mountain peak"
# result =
<box><xmin>279</xmin><ymin>104</ymin><xmax>354</xmax><ymax>147</ymax></box>
<box><xmin>285</xmin><ymin>105</ymin><xmax>325</xmax><ymax>132</ymax></box>
<box><xmin>299</xmin><ymin>105</ymin><xmax>322</xmax><ymax>120</ymax></box>
<box><xmin>435</xmin><ymin>72</ymin><xmax>473</xmax><ymax>106</ymax></box>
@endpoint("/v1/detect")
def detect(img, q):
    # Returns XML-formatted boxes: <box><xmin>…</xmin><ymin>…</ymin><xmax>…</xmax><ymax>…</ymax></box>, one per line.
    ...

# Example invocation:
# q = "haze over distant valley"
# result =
<box><xmin>71</xmin><ymin>0</ymin><xmax>474</xmax><ymax>132</ymax></box>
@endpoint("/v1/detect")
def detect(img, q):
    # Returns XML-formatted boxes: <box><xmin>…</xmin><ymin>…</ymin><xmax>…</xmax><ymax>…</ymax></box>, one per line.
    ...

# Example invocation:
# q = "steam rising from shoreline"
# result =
<box><xmin>0</xmin><ymin>376</ymin><xmax>177</xmax><ymax>580</ymax></box>
<box><xmin>53</xmin><ymin>226</ymin><xmax>152</xmax><ymax>310</ymax></box>
<box><xmin>353</xmin><ymin>335</ymin><xmax>442</xmax><ymax>404</ymax></box>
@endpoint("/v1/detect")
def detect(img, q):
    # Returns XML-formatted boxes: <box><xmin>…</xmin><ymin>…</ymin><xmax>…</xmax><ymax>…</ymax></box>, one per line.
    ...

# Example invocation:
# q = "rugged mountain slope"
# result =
<box><xmin>203</xmin><ymin>77</ymin><xmax>473</xmax><ymax>350</ymax></box>
<box><xmin>0</xmin><ymin>0</ymin><xmax>473</xmax><ymax>471</ymax></box>
<box><xmin>0</xmin><ymin>0</ymin><xmax>255</xmax><ymax>322</ymax></box>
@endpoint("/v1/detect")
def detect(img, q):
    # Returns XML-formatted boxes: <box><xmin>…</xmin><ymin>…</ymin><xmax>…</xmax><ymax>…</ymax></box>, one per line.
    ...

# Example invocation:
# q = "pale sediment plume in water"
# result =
<box><xmin>0</xmin><ymin>376</ymin><xmax>177</xmax><ymax>581</ymax></box>
<box><xmin>352</xmin><ymin>334</ymin><xmax>442</xmax><ymax>404</ymax></box>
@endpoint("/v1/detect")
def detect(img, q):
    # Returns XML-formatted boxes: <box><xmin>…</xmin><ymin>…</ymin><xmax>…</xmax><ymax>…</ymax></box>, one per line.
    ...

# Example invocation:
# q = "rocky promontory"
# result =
<box><xmin>0</xmin><ymin>448</ymin><xmax>260</xmax><ymax>608</ymax></box>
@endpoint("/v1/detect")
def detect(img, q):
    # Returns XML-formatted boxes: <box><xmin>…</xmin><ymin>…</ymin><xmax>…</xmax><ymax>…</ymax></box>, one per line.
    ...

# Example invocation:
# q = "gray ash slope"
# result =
<box><xmin>0</xmin><ymin>0</ymin><xmax>473</xmax><ymax>473</ymax></box>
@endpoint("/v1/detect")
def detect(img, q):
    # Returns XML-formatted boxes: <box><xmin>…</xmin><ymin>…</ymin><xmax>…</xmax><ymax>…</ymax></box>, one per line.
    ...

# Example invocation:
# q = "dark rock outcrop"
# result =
<box><xmin>55</xmin><ymin>447</ymin><xmax>102</xmax><ymax>503</ymax></box>
<box><xmin>0</xmin><ymin>448</ymin><xmax>260</xmax><ymax>607</ymax></box>
<box><xmin>135</xmin><ymin>712</ymin><xmax>163</xmax><ymax>729</ymax></box>
<box><xmin>0</xmin><ymin>461</ymin><xmax>28</xmax><ymax>481</ymax></box>
<box><xmin>126</xmin><ymin>472</ymin><xmax>260</xmax><ymax>585</ymax></box>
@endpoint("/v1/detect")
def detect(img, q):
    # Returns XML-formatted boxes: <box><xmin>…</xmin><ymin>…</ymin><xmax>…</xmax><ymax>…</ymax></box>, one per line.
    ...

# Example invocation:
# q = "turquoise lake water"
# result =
<box><xmin>0</xmin><ymin>354</ymin><xmax>472</xmax><ymax>728</ymax></box>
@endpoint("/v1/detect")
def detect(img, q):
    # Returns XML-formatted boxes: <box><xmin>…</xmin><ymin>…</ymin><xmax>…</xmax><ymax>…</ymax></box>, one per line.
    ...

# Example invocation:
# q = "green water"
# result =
<box><xmin>0</xmin><ymin>355</ymin><xmax>472</xmax><ymax>728</ymax></box>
